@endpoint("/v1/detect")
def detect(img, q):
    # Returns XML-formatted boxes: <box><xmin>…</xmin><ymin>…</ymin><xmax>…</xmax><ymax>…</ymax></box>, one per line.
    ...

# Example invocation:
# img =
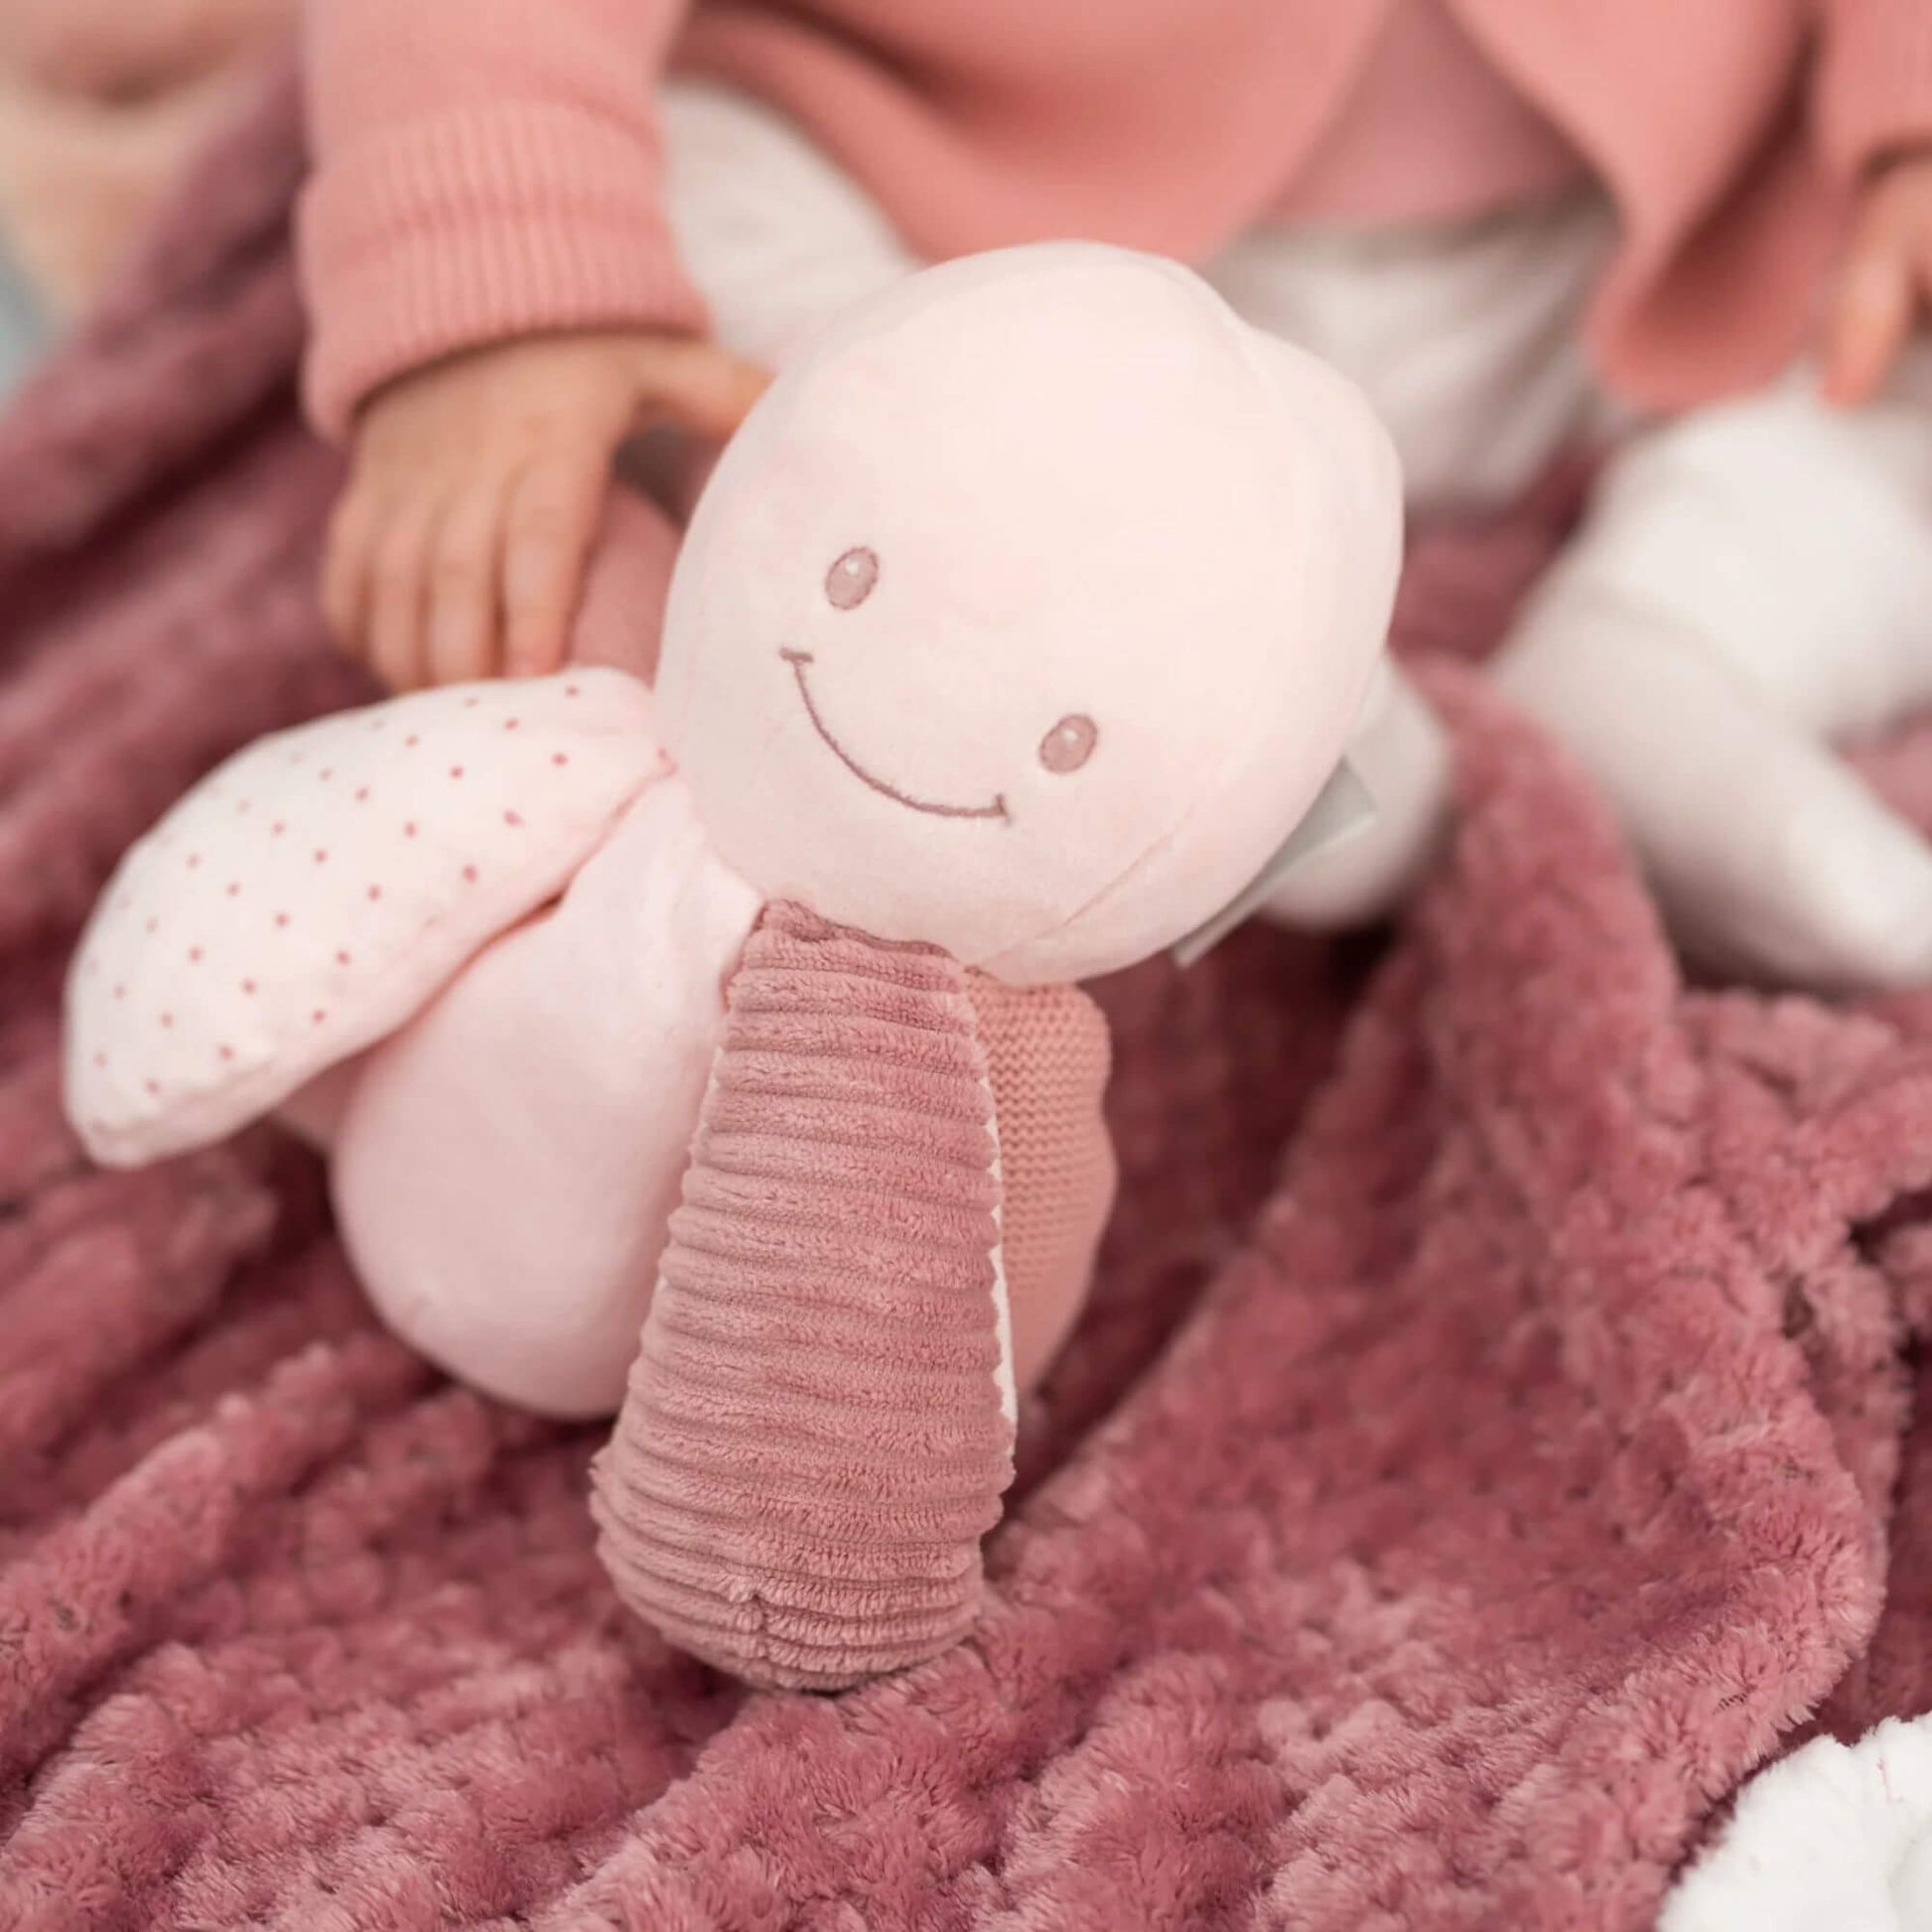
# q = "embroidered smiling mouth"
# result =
<box><xmin>780</xmin><ymin>650</ymin><xmax>1011</xmax><ymax>823</ymax></box>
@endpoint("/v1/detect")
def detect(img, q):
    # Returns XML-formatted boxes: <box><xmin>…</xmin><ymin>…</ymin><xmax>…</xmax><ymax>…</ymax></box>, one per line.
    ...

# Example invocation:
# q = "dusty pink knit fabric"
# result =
<box><xmin>594</xmin><ymin>904</ymin><xmax>1014</xmax><ymax>1692</ymax></box>
<box><xmin>964</xmin><ymin>974</ymin><xmax>1117</xmax><ymax>1394</ymax></box>
<box><xmin>12</xmin><ymin>69</ymin><xmax>1932</xmax><ymax>1930</ymax></box>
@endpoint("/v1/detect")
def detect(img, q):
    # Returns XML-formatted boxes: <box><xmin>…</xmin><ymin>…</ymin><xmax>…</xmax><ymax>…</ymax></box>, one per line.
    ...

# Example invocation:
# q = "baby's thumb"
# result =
<box><xmin>639</xmin><ymin>342</ymin><xmax>771</xmax><ymax>441</ymax></box>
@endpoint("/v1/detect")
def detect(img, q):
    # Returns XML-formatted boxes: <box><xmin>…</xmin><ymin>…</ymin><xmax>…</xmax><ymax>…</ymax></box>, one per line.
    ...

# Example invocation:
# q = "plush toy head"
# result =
<box><xmin>656</xmin><ymin>243</ymin><xmax>1402</xmax><ymax>986</ymax></box>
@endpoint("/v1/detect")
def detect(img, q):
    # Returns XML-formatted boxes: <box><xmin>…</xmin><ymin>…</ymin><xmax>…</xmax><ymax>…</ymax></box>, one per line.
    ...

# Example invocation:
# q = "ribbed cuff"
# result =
<box><xmin>297</xmin><ymin>99</ymin><xmax>709</xmax><ymax>438</ymax></box>
<box><xmin>1817</xmin><ymin>0</ymin><xmax>1932</xmax><ymax>178</ymax></box>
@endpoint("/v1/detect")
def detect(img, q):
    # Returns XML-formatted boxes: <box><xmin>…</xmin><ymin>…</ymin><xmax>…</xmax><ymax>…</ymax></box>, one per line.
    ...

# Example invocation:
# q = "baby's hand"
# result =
<box><xmin>323</xmin><ymin>331</ymin><xmax>767</xmax><ymax>690</ymax></box>
<box><xmin>1822</xmin><ymin>149</ymin><xmax>1932</xmax><ymax>406</ymax></box>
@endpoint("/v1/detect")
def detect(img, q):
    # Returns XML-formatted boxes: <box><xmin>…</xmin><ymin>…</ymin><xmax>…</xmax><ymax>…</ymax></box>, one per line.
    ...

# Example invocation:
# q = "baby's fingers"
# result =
<box><xmin>1823</xmin><ymin>252</ymin><xmax>1916</xmax><ymax>407</ymax></box>
<box><xmin>640</xmin><ymin>341</ymin><xmax>770</xmax><ymax>441</ymax></box>
<box><xmin>1819</xmin><ymin>165</ymin><xmax>1932</xmax><ymax>408</ymax></box>
<box><xmin>321</xmin><ymin>483</ymin><xmax>379</xmax><ymax>660</ymax></box>
<box><xmin>365</xmin><ymin>494</ymin><xmax>440</xmax><ymax>693</ymax></box>
<box><xmin>501</xmin><ymin>452</ymin><xmax>609</xmax><ymax>677</ymax></box>
<box><xmin>426</xmin><ymin>481</ymin><xmax>509</xmax><ymax>686</ymax></box>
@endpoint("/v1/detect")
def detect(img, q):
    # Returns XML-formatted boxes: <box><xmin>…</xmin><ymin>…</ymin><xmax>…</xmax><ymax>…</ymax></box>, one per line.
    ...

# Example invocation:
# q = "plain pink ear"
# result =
<box><xmin>570</xmin><ymin>488</ymin><xmax>681</xmax><ymax>685</ymax></box>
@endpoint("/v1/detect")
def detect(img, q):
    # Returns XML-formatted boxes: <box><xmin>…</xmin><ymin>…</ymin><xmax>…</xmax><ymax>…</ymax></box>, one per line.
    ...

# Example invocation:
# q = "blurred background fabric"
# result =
<box><xmin>0</xmin><ymin>0</ymin><xmax>290</xmax><ymax>395</ymax></box>
<box><xmin>0</xmin><ymin>244</ymin><xmax>47</xmax><ymax>397</ymax></box>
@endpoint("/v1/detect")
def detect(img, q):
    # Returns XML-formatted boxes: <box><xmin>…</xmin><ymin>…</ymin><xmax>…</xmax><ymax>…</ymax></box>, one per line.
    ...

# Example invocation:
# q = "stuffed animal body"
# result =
<box><xmin>66</xmin><ymin>243</ymin><xmax>1403</xmax><ymax>1687</ymax></box>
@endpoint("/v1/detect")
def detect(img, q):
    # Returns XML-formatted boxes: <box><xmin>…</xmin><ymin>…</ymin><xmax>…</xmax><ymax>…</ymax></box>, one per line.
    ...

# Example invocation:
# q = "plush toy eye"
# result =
<box><xmin>1038</xmin><ymin>715</ymin><xmax>1098</xmax><ymax>774</ymax></box>
<box><xmin>824</xmin><ymin>547</ymin><xmax>879</xmax><ymax>610</ymax></box>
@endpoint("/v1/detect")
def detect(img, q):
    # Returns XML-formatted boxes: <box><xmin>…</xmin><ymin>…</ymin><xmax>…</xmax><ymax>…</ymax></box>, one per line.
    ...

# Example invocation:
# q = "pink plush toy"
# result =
<box><xmin>65</xmin><ymin>244</ymin><xmax>1401</xmax><ymax>1688</ymax></box>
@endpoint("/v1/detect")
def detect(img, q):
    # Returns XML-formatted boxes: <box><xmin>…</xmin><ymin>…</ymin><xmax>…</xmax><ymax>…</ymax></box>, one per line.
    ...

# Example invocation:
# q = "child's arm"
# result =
<box><xmin>1811</xmin><ymin>0</ymin><xmax>1932</xmax><ymax>402</ymax></box>
<box><xmin>300</xmin><ymin>0</ymin><xmax>765</xmax><ymax>690</ymax></box>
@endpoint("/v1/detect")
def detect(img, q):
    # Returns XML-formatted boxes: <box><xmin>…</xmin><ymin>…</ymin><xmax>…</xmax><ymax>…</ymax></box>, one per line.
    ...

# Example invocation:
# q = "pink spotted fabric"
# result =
<box><xmin>16</xmin><ymin>66</ymin><xmax>1932</xmax><ymax>1931</ymax></box>
<box><xmin>66</xmin><ymin>670</ymin><xmax>665</xmax><ymax>1165</ymax></box>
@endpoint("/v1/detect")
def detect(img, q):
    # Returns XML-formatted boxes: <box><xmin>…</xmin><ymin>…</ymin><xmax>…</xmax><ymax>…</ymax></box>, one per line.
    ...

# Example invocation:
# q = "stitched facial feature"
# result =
<box><xmin>779</xmin><ymin>650</ymin><xmax>1011</xmax><ymax>822</ymax></box>
<box><xmin>788</xmin><ymin>536</ymin><xmax>1104</xmax><ymax>816</ymax></box>
<box><xmin>824</xmin><ymin>547</ymin><xmax>879</xmax><ymax>610</ymax></box>
<box><xmin>1038</xmin><ymin>715</ymin><xmax>1098</xmax><ymax>774</ymax></box>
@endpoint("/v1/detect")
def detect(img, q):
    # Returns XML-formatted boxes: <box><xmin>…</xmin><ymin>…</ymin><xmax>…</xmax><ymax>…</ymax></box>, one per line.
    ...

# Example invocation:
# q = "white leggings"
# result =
<box><xmin>661</xmin><ymin>82</ymin><xmax>1932</xmax><ymax>983</ymax></box>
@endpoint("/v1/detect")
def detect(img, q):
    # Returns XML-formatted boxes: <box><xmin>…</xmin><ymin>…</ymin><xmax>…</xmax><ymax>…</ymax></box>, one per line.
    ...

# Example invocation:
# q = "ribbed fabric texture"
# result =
<box><xmin>591</xmin><ymin>902</ymin><xmax>1014</xmax><ymax>1692</ymax></box>
<box><xmin>964</xmin><ymin>973</ymin><xmax>1116</xmax><ymax>1392</ymax></box>
<box><xmin>297</xmin><ymin>99</ymin><xmax>708</xmax><ymax>435</ymax></box>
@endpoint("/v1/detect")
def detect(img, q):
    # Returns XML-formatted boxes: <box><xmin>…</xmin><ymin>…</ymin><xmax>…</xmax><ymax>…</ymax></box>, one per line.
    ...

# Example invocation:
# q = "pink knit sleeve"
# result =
<box><xmin>296</xmin><ymin>0</ymin><xmax>709</xmax><ymax>438</ymax></box>
<box><xmin>1813</xmin><ymin>0</ymin><xmax>1932</xmax><ymax>178</ymax></box>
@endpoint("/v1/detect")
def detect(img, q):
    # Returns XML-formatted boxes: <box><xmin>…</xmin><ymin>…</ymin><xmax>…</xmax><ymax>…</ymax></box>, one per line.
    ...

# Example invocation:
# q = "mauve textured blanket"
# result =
<box><xmin>9</xmin><ymin>69</ymin><xmax>1932</xmax><ymax>1932</ymax></box>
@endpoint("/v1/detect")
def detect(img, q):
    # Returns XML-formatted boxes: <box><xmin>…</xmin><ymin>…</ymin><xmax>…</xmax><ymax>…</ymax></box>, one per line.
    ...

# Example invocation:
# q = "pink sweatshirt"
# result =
<box><xmin>300</xmin><ymin>0</ymin><xmax>1932</xmax><ymax>435</ymax></box>
<box><xmin>1274</xmin><ymin>0</ymin><xmax>1583</xmax><ymax>225</ymax></box>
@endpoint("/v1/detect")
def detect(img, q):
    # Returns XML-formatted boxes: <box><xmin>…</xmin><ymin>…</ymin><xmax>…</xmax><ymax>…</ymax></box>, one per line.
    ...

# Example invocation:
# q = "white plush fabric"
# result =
<box><xmin>1662</xmin><ymin>1717</ymin><xmax>1932</xmax><ymax>1932</ymax></box>
<box><xmin>66</xmin><ymin>668</ymin><xmax>665</xmax><ymax>1164</ymax></box>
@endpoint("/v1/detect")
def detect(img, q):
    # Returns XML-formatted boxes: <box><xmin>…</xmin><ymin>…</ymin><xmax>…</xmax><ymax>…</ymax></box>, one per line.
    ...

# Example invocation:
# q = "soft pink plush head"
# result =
<box><xmin>656</xmin><ymin>243</ymin><xmax>1402</xmax><ymax>985</ymax></box>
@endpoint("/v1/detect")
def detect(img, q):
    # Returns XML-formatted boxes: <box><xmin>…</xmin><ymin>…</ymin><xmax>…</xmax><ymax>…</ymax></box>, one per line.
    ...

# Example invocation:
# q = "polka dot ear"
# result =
<box><xmin>64</xmin><ymin>667</ymin><xmax>668</xmax><ymax>1169</ymax></box>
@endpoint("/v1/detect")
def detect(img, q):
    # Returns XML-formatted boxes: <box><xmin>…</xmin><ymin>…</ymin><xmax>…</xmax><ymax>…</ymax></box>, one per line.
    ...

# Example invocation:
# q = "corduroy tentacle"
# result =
<box><xmin>592</xmin><ymin>901</ymin><xmax>1013</xmax><ymax>1690</ymax></box>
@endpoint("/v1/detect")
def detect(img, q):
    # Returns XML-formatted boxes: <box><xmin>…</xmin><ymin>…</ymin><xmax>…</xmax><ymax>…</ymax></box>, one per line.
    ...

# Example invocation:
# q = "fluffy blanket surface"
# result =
<box><xmin>6</xmin><ymin>72</ymin><xmax>1932</xmax><ymax>1932</ymax></box>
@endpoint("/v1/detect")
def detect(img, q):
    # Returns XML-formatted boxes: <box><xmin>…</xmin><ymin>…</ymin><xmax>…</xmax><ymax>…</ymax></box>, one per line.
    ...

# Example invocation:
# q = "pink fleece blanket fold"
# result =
<box><xmin>7</xmin><ymin>69</ymin><xmax>1932</xmax><ymax>1932</ymax></box>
